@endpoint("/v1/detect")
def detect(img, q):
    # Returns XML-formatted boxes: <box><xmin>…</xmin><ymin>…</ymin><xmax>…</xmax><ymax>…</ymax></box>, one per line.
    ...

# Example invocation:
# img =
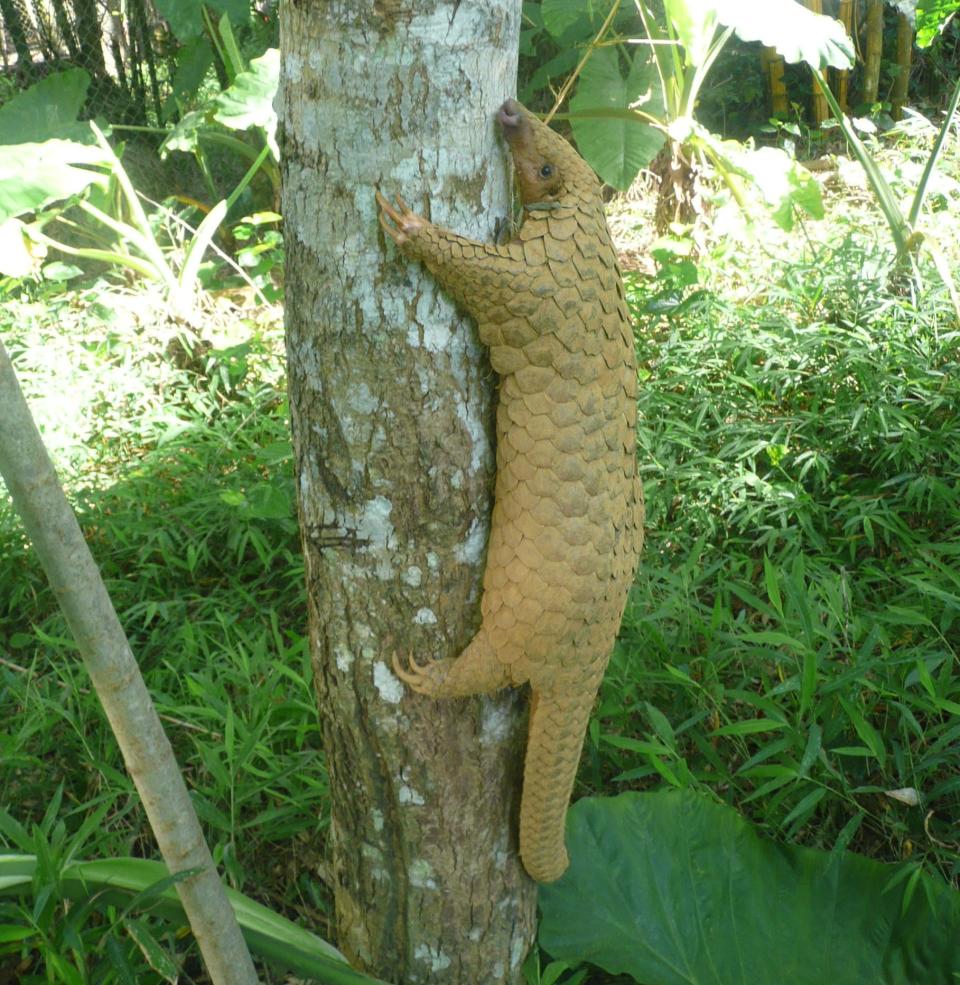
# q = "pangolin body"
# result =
<box><xmin>377</xmin><ymin>98</ymin><xmax>644</xmax><ymax>883</ymax></box>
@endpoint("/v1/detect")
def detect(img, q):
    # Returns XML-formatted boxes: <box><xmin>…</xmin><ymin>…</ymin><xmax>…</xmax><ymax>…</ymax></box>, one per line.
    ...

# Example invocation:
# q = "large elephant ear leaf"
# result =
<box><xmin>569</xmin><ymin>46</ymin><xmax>665</xmax><ymax>192</ymax></box>
<box><xmin>715</xmin><ymin>0</ymin><xmax>854</xmax><ymax>69</ymax></box>
<box><xmin>539</xmin><ymin>790</ymin><xmax>960</xmax><ymax>985</ymax></box>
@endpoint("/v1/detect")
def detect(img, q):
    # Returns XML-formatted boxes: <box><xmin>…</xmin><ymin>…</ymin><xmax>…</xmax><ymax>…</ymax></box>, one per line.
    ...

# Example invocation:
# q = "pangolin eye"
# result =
<box><xmin>539</xmin><ymin>164</ymin><xmax>554</xmax><ymax>178</ymax></box>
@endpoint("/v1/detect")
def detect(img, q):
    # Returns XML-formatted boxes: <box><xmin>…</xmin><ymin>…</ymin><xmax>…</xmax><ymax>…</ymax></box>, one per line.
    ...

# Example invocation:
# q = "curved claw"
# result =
<box><xmin>392</xmin><ymin>650</ymin><xmax>443</xmax><ymax>696</ymax></box>
<box><xmin>375</xmin><ymin>189</ymin><xmax>426</xmax><ymax>248</ymax></box>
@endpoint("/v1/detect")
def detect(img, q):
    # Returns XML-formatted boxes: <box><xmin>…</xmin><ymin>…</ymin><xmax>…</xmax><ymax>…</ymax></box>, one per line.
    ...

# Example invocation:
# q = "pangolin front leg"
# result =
<box><xmin>378</xmin><ymin>99</ymin><xmax>644</xmax><ymax>883</ymax></box>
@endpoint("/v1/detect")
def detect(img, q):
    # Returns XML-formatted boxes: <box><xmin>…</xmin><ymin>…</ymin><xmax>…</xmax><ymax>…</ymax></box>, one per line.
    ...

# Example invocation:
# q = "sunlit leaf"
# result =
<box><xmin>540</xmin><ymin>791</ymin><xmax>960</xmax><ymax>985</ymax></box>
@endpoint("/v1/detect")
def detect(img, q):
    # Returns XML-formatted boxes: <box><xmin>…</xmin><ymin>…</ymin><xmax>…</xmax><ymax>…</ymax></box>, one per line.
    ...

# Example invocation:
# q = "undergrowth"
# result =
<box><xmin>0</xmin><ymin>290</ymin><xmax>328</xmax><ymax>981</ymax></box>
<box><xmin>1</xmin><ymin>191</ymin><xmax>959</xmax><ymax>981</ymax></box>
<box><xmin>600</xmin><ymin>239</ymin><xmax>960</xmax><ymax>890</ymax></box>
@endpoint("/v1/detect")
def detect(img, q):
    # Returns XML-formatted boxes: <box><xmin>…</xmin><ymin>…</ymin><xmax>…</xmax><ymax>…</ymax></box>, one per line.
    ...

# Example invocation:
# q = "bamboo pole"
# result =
<box><xmin>762</xmin><ymin>46</ymin><xmax>788</xmax><ymax>116</ymax></box>
<box><xmin>892</xmin><ymin>11</ymin><xmax>914</xmax><ymax>120</ymax></box>
<box><xmin>835</xmin><ymin>0</ymin><xmax>855</xmax><ymax>111</ymax></box>
<box><xmin>0</xmin><ymin>342</ymin><xmax>259</xmax><ymax>985</ymax></box>
<box><xmin>806</xmin><ymin>0</ymin><xmax>830</xmax><ymax>123</ymax></box>
<box><xmin>862</xmin><ymin>0</ymin><xmax>884</xmax><ymax>106</ymax></box>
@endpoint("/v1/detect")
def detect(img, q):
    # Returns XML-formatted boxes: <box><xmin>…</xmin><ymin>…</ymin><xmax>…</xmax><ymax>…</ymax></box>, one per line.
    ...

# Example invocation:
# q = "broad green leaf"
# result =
<box><xmin>0</xmin><ymin>69</ymin><xmax>92</xmax><ymax>145</ymax></box>
<box><xmin>541</xmin><ymin>0</ymin><xmax>595</xmax><ymax>37</ymax></box>
<box><xmin>707</xmin><ymin>138</ymin><xmax>824</xmax><ymax>231</ymax></box>
<box><xmin>916</xmin><ymin>0</ymin><xmax>960</xmax><ymax>46</ymax></box>
<box><xmin>214</xmin><ymin>48</ymin><xmax>280</xmax><ymax>159</ymax></box>
<box><xmin>539</xmin><ymin>791</ymin><xmax>960</xmax><ymax>985</ymax></box>
<box><xmin>715</xmin><ymin>0</ymin><xmax>854</xmax><ymax>70</ymax></box>
<box><xmin>153</xmin><ymin>0</ymin><xmax>250</xmax><ymax>41</ymax></box>
<box><xmin>663</xmin><ymin>0</ymin><xmax>720</xmax><ymax>67</ymax></box>
<box><xmin>0</xmin><ymin>138</ymin><xmax>109</xmax><ymax>225</ymax></box>
<box><xmin>569</xmin><ymin>47</ymin><xmax>665</xmax><ymax>190</ymax></box>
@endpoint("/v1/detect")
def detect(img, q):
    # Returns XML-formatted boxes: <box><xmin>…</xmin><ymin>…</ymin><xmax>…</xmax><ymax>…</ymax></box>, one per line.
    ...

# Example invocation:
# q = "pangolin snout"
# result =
<box><xmin>497</xmin><ymin>98</ymin><xmax>522</xmax><ymax>130</ymax></box>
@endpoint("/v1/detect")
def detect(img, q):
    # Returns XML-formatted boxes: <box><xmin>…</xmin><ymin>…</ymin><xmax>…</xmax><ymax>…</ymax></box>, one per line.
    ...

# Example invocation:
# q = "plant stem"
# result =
<box><xmin>0</xmin><ymin>344</ymin><xmax>260</xmax><ymax>985</ymax></box>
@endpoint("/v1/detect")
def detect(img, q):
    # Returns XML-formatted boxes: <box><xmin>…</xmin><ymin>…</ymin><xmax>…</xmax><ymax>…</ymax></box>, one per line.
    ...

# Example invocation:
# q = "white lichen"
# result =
<box><xmin>479</xmin><ymin>698</ymin><xmax>512</xmax><ymax>746</ymax></box>
<box><xmin>398</xmin><ymin>784</ymin><xmax>425</xmax><ymax>806</ymax></box>
<box><xmin>414</xmin><ymin>944</ymin><xmax>452</xmax><ymax>972</ymax></box>
<box><xmin>408</xmin><ymin>858</ymin><xmax>437</xmax><ymax>889</ymax></box>
<box><xmin>334</xmin><ymin>643</ymin><xmax>354</xmax><ymax>672</ymax></box>
<box><xmin>413</xmin><ymin>607</ymin><xmax>437</xmax><ymax>625</ymax></box>
<box><xmin>454</xmin><ymin>517</ymin><xmax>487</xmax><ymax>565</ymax></box>
<box><xmin>402</xmin><ymin>565</ymin><xmax>423</xmax><ymax>587</ymax></box>
<box><xmin>373</xmin><ymin>660</ymin><xmax>404</xmax><ymax>705</ymax></box>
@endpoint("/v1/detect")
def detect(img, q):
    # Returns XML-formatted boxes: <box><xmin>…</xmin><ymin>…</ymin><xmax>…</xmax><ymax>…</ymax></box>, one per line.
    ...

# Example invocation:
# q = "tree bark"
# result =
<box><xmin>278</xmin><ymin>3</ymin><xmax>536</xmax><ymax>984</ymax></box>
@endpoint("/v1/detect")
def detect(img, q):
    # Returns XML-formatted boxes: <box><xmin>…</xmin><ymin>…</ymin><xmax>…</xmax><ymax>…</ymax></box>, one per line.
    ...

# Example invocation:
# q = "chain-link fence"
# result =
<box><xmin>0</xmin><ymin>0</ymin><xmax>178</xmax><ymax>124</ymax></box>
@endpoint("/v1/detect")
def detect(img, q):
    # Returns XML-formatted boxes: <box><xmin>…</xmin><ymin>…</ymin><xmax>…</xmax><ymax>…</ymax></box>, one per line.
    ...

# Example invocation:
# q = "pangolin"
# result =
<box><xmin>376</xmin><ymin>98</ymin><xmax>643</xmax><ymax>883</ymax></box>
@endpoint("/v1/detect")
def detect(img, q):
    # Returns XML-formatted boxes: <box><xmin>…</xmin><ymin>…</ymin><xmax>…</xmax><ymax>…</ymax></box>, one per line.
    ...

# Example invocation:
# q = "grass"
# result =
<box><xmin>1</xmin><ymin>119</ymin><xmax>959</xmax><ymax>981</ymax></box>
<box><xmin>0</xmin><ymin>285</ymin><xmax>328</xmax><ymax>981</ymax></box>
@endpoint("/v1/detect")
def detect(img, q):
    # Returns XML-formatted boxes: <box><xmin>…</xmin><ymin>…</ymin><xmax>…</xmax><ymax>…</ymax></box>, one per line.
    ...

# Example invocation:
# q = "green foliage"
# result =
<box><xmin>540</xmin><ymin>791</ymin><xmax>960</xmax><ymax>984</ymax></box>
<box><xmin>0</xmin><ymin>854</ymin><xmax>384</xmax><ymax>983</ymax></box>
<box><xmin>0</xmin><ymin>296</ymin><xmax>329</xmax><ymax>979</ymax></box>
<box><xmin>600</xmin><ymin>238</ymin><xmax>960</xmax><ymax>897</ymax></box>
<box><xmin>916</xmin><ymin>0</ymin><xmax>960</xmax><ymax>47</ymax></box>
<box><xmin>153</xmin><ymin>0</ymin><xmax>250</xmax><ymax>42</ymax></box>
<box><xmin>568</xmin><ymin>47</ymin><xmax>665</xmax><ymax>191</ymax></box>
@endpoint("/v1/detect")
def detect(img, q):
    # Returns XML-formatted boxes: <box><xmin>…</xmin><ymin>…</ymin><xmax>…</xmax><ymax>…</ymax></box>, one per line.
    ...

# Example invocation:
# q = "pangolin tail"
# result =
<box><xmin>518</xmin><ymin>686</ymin><xmax>598</xmax><ymax>883</ymax></box>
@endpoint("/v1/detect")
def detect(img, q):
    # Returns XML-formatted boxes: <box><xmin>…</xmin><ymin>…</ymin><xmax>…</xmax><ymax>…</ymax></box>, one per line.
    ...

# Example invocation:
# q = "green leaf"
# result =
<box><xmin>0</xmin><ymin>69</ymin><xmax>92</xmax><ymax>145</ymax></box>
<box><xmin>539</xmin><ymin>791</ymin><xmax>960</xmax><ymax>985</ymax></box>
<box><xmin>915</xmin><ymin>0</ymin><xmax>960</xmax><ymax>47</ymax></box>
<box><xmin>709</xmin><ymin>139</ymin><xmax>824</xmax><ymax>231</ymax></box>
<box><xmin>123</xmin><ymin>917</ymin><xmax>179</xmax><ymax>982</ymax></box>
<box><xmin>153</xmin><ymin>0</ymin><xmax>250</xmax><ymax>41</ymax></box>
<box><xmin>214</xmin><ymin>49</ymin><xmax>280</xmax><ymax>159</ymax></box>
<box><xmin>663</xmin><ymin>0</ymin><xmax>720</xmax><ymax>68</ymax></box>
<box><xmin>715</xmin><ymin>0</ymin><xmax>854</xmax><ymax>70</ymax></box>
<box><xmin>0</xmin><ymin>854</ymin><xmax>387</xmax><ymax>984</ymax></box>
<box><xmin>0</xmin><ymin>138</ymin><xmax>108</xmax><ymax>225</ymax></box>
<box><xmin>569</xmin><ymin>46</ymin><xmax>665</xmax><ymax>190</ymax></box>
<box><xmin>541</xmin><ymin>0</ymin><xmax>599</xmax><ymax>37</ymax></box>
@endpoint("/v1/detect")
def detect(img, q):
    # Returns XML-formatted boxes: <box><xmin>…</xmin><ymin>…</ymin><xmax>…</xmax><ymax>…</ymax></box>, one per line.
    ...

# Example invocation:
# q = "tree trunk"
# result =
<box><xmin>278</xmin><ymin>3</ymin><xmax>537</xmax><ymax>984</ymax></box>
<box><xmin>862</xmin><ymin>0</ymin><xmax>884</xmax><ymax>106</ymax></box>
<box><xmin>891</xmin><ymin>12</ymin><xmax>913</xmax><ymax>120</ymax></box>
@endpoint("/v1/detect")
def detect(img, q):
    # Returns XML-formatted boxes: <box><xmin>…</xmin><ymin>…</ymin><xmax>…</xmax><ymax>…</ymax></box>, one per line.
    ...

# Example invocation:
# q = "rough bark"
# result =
<box><xmin>278</xmin><ymin>3</ymin><xmax>536</xmax><ymax>984</ymax></box>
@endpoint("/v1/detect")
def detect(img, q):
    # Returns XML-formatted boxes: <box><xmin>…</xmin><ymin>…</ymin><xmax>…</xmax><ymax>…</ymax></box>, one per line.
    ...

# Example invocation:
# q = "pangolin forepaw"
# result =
<box><xmin>392</xmin><ymin>651</ymin><xmax>448</xmax><ymax>697</ymax></box>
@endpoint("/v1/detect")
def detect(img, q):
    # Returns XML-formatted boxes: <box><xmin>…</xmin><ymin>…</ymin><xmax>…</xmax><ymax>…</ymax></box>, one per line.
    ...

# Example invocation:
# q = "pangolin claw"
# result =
<box><xmin>392</xmin><ymin>650</ymin><xmax>434</xmax><ymax>693</ymax></box>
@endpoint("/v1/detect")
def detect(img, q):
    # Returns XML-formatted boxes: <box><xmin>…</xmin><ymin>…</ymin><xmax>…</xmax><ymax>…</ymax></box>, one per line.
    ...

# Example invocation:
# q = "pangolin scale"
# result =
<box><xmin>377</xmin><ymin>98</ymin><xmax>644</xmax><ymax>883</ymax></box>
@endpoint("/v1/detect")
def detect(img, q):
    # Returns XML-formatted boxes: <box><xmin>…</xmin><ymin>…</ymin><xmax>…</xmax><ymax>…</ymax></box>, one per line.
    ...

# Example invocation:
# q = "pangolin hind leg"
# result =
<box><xmin>519</xmin><ymin>684</ymin><xmax>598</xmax><ymax>883</ymax></box>
<box><xmin>393</xmin><ymin>629</ymin><xmax>510</xmax><ymax>699</ymax></box>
